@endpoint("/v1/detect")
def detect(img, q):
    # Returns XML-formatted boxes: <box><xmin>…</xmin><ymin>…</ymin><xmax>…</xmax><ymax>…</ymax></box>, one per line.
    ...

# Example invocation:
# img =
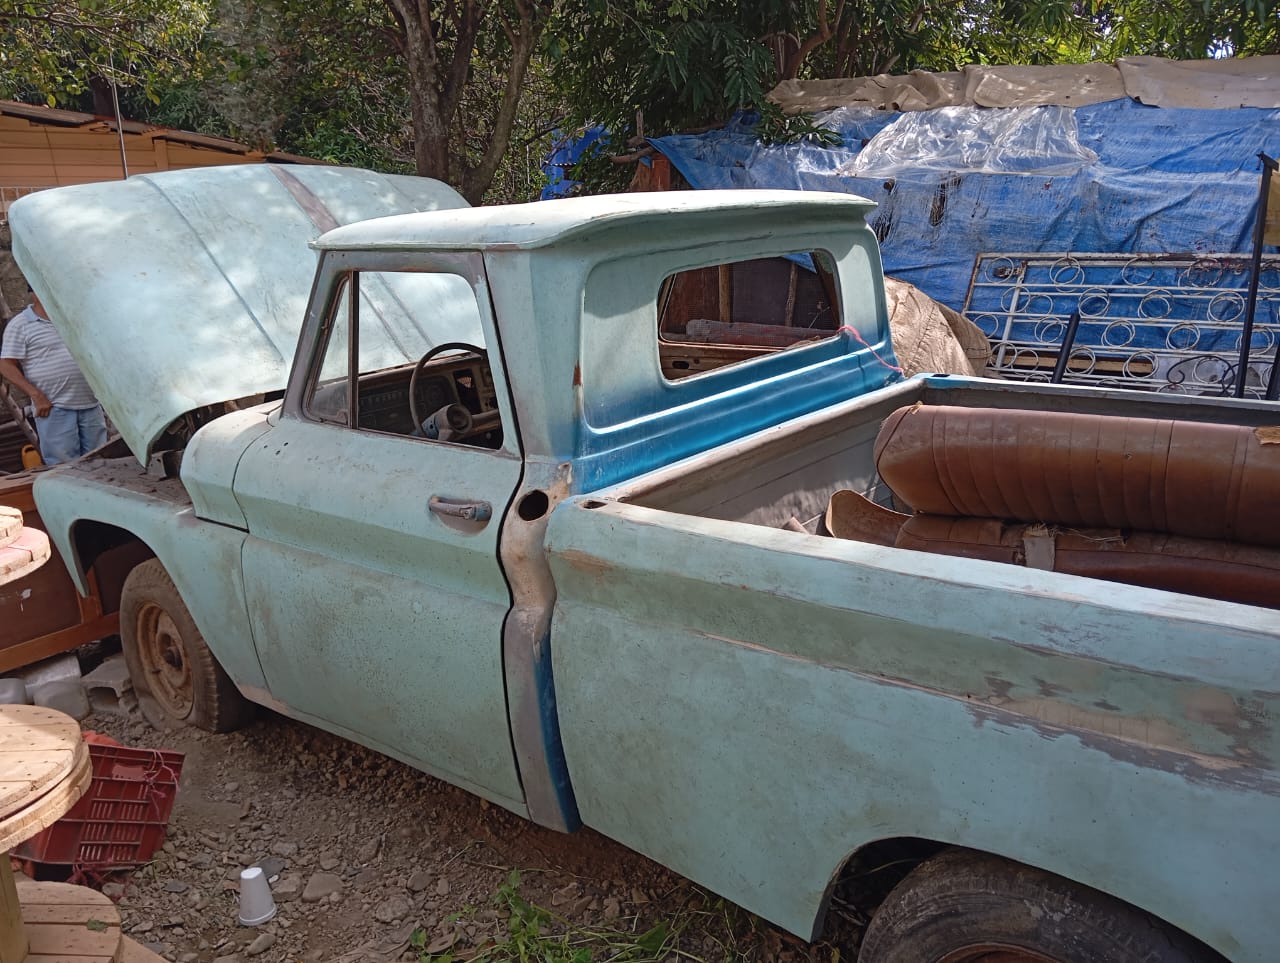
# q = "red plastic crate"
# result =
<box><xmin>15</xmin><ymin>743</ymin><xmax>185</xmax><ymax>869</ymax></box>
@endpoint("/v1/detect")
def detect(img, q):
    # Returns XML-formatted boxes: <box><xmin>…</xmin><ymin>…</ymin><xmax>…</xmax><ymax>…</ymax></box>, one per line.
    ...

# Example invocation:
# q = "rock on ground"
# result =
<box><xmin>78</xmin><ymin>705</ymin><xmax>853</xmax><ymax>961</ymax></box>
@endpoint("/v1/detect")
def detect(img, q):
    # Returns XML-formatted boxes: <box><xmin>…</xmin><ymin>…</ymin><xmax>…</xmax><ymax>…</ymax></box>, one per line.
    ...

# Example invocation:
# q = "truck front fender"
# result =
<box><xmin>35</xmin><ymin>462</ymin><xmax>268</xmax><ymax>693</ymax></box>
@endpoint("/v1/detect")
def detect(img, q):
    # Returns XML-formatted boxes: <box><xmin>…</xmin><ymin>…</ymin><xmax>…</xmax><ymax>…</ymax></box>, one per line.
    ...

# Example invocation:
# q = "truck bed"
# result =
<box><xmin>612</xmin><ymin>375</ymin><xmax>1280</xmax><ymax>534</ymax></box>
<box><xmin>544</xmin><ymin>375</ymin><xmax>1280</xmax><ymax>961</ymax></box>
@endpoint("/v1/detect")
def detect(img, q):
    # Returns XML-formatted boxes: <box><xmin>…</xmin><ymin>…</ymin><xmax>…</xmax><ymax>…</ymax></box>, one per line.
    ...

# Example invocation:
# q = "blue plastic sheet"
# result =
<box><xmin>541</xmin><ymin>127</ymin><xmax>607</xmax><ymax>199</ymax></box>
<box><xmin>650</xmin><ymin>100</ymin><xmax>1280</xmax><ymax>310</ymax></box>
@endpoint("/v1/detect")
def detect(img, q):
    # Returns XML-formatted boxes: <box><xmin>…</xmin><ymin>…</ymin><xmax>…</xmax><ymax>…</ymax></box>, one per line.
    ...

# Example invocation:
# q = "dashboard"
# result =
<box><xmin>305</xmin><ymin>352</ymin><xmax>502</xmax><ymax>449</ymax></box>
<box><xmin>357</xmin><ymin>357</ymin><xmax>499</xmax><ymax>440</ymax></box>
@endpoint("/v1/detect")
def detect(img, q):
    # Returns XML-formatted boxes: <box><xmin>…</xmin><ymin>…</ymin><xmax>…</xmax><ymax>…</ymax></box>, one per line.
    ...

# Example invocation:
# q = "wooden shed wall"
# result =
<box><xmin>0</xmin><ymin>109</ymin><xmax>304</xmax><ymax>314</ymax></box>
<box><xmin>0</xmin><ymin>114</ymin><xmax>267</xmax><ymax>197</ymax></box>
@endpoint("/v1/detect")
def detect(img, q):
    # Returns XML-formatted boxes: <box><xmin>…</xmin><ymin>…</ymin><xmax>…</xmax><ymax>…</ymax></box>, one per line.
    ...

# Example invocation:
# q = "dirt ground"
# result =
<box><xmin>73</xmin><ymin>703</ymin><xmax>861</xmax><ymax>963</ymax></box>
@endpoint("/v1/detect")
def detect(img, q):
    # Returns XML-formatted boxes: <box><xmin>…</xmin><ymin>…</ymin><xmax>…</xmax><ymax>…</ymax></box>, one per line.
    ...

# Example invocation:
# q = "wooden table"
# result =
<box><xmin>0</xmin><ymin>706</ymin><xmax>166</xmax><ymax>963</ymax></box>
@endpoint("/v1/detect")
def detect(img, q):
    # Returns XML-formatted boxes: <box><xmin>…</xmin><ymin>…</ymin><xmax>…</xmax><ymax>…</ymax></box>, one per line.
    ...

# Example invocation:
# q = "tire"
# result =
<box><xmin>119</xmin><ymin>559</ymin><xmax>254</xmax><ymax>732</ymax></box>
<box><xmin>858</xmin><ymin>848</ymin><xmax>1216</xmax><ymax>963</ymax></box>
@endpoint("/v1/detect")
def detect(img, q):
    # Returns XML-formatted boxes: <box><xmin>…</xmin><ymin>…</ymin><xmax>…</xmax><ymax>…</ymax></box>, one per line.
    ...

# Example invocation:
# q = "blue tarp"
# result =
<box><xmin>650</xmin><ymin>99</ymin><xmax>1280</xmax><ymax>310</ymax></box>
<box><xmin>541</xmin><ymin>127</ymin><xmax>607</xmax><ymax>199</ymax></box>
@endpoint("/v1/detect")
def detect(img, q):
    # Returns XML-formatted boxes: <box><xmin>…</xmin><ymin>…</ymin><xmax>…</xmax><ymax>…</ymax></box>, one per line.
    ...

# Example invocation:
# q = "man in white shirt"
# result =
<box><xmin>0</xmin><ymin>289</ymin><xmax>108</xmax><ymax>465</ymax></box>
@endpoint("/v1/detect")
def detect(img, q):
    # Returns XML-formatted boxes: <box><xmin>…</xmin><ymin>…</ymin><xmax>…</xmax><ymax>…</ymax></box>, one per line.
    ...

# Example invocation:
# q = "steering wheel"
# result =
<box><xmin>409</xmin><ymin>341</ymin><xmax>487</xmax><ymax>434</ymax></box>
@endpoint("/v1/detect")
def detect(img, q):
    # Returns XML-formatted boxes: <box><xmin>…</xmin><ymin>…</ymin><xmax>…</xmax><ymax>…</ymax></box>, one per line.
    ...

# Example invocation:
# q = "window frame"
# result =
<box><xmin>654</xmin><ymin>248</ymin><xmax>846</xmax><ymax>384</ymax></box>
<box><xmin>284</xmin><ymin>249</ymin><xmax>516</xmax><ymax>455</ymax></box>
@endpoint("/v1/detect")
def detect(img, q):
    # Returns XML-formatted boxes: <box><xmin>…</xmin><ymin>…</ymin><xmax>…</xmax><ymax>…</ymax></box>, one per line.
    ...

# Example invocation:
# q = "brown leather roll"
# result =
<box><xmin>821</xmin><ymin>489</ymin><xmax>908</xmax><ymax>545</ymax></box>
<box><xmin>895</xmin><ymin>515</ymin><xmax>1280</xmax><ymax>609</ymax></box>
<box><xmin>874</xmin><ymin>404</ymin><xmax>1280</xmax><ymax>548</ymax></box>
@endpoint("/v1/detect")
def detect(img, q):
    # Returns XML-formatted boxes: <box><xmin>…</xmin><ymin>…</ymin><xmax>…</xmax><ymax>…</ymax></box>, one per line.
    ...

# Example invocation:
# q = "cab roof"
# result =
<box><xmin>314</xmin><ymin>190</ymin><xmax>877</xmax><ymax>253</ymax></box>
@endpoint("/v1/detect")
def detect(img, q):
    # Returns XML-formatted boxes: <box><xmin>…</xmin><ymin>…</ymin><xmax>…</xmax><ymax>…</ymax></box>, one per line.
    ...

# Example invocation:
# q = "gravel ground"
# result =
<box><xmin>73</xmin><ymin>705</ymin><xmax>859</xmax><ymax>963</ymax></box>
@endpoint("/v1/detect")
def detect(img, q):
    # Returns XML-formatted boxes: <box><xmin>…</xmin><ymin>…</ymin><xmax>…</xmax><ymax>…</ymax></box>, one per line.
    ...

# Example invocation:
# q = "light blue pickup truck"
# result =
<box><xmin>12</xmin><ymin>165</ymin><xmax>1280</xmax><ymax>963</ymax></box>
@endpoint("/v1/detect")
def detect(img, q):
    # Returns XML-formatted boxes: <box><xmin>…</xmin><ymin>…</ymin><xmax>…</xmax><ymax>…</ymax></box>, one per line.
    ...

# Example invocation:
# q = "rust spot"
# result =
<box><xmin>984</xmin><ymin>674</ymin><xmax>1013</xmax><ymax>699</ymax></box>
<box><xmin>557</xmin><ymin>549</ymin><xmax>613</xmax><ymax>580</ymax></box>
<box><xmin>572</xmin><ymin>364</ymin><xmax>582</xmax><ymax>387</ymax></box>
<box><xmin>965</xmin><ymin>699</ymin><xmax>1275</xmax><ymax>793</ymax></box>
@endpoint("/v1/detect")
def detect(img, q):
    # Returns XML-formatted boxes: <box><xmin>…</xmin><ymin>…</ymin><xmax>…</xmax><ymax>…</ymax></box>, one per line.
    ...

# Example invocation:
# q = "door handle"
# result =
<box><xmin>428</xmin><ymin>496</ymin><xmax>492</xmax><ymax>523</ymax></box>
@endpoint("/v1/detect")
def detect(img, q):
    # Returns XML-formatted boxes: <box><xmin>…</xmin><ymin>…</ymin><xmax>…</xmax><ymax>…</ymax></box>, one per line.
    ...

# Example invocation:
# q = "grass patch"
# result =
<box><xmin>410</xmin><ymin>869</ymin><xmax>846</xmax><ymax>962</ymax></box>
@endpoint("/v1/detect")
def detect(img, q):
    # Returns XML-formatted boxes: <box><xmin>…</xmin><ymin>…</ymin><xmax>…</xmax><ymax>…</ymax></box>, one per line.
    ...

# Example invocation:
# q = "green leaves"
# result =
<box><xmin>755</xmin><ymin>100</ymin><xmax>841</xmax><ymax>147</ymax></box>
<box><xmin>548</xmin><ymin>1</ymin><xmax>782</xmax><ymax>140</ymax></box>
<box><xmin>0</xmin><ymin>0</ymin><xmax>212</xmax><ymax>103</ymax></box>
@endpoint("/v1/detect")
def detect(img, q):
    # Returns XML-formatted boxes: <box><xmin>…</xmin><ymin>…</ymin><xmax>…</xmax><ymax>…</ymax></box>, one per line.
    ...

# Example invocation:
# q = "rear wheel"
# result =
<box><xmin>120</xmin><ymin>559</ymin><xmax>254</xmax><ymax>732</ymax></box>
<box><xmin>858</xmin><ymin>849</ymin><xmax>1216</xmax><ymax>963</ymax></box>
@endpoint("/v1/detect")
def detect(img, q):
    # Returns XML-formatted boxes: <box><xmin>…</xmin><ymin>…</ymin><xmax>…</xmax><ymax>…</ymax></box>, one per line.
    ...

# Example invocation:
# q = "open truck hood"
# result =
<box><xmin>9</xmin><ymin>164</ymin><xmax>469</xmax><ymax>463</ymax></box>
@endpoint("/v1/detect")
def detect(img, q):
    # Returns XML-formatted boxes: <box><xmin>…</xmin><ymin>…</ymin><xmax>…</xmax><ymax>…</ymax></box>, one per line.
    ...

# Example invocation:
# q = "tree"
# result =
<box><xmin>546</xmin><ymin>0</ymin><xmax>787</xmax><ymax>146</ymax></box>
<box><xmin>548</xmin><ymin>0</ymin><xmax>1280</xmax><ymax>148</ymax></box>
<box><xmin>0</xmin><ymin>0</ymin><xmax>211</xmax><ymax>107</ymax></box>
<box><xmin>1081</xmin><ymin>0</ymin><xmax>1280</xmax><ymax>60</ymax></box>
<box><xmin>382</xmin><ymin>0</ymin><xmax>557</xmax><ymax>202</ymax></box>
<box><xmin>131</xmin><ymin>0</ymin><xmax>559</xmax><ymax>203</ymax></box>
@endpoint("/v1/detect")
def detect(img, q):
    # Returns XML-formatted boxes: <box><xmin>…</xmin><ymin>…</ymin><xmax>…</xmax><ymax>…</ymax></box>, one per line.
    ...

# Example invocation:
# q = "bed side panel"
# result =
<box><xmin>546</xmin><ymin>499</ymin><xmax>1280</xmax><ymax>961</ymax></box>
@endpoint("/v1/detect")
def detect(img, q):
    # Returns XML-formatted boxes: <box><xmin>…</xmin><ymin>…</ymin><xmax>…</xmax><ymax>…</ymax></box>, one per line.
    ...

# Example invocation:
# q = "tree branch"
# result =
<box><xmin>461</xmin><ymin>2</ymin><xmax>544</xmax><ymax>202</ymax></box>
<box><xmin>785</xmin><ymin>0</ymin><xmax>846</xmax><ymax>79</ymax></box>
<box><xmin>441</xmin><ymin>0</ymin><xmax>482</xmax><ymax>120</ymax></box>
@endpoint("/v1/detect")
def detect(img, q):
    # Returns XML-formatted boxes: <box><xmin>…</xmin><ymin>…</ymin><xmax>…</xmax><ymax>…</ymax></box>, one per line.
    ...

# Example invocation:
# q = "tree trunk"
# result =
<box><xmin>408</xmin><ymin>78</ymin><xmax>453</xmax><ymax>183</ymax></box>
<box><xmin>461</xmin><ymin>13</ymin><xmax>542</xmax><ymax>203</ymax></box>
<box><xmin>89</xmin><ymin>76</ymin><xmax>115</xmax><ymax>117</ymax></box>
<box><xmin>386</xmin><ymin>0</ymin><xmax>548</xmax><ymax>203</ymax></box>
<box><xmin>386</xmin><ymin>0</ymin><xmax>456</xmax><ymax>184</ymax></box>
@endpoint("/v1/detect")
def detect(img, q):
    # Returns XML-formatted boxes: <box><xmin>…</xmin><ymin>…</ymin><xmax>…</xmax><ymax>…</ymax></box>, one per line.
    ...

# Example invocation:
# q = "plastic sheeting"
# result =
<box><xmin>839</xmin><ymin>106</ymin><xmax>1097</xmax><ymax>177</ymax></box>
<box><xmin>1118</xmin><ymin>55</ymin><xmax>1280</xmax><ymax>110</ymax></box>
<box><xmin>767</xmin><ymin>56</ymin><xmax>1280</xmax><ymax>114</ymax></box>
<box><xmin>650</xmin><ymin>98</ymin><xmax>1280</xmax><ymax>310</ymax></box>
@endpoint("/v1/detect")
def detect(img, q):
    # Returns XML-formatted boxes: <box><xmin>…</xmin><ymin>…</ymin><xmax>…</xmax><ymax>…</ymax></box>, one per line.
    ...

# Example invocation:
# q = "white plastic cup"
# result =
<box><xmin>237</xmin><ymin>866</ymin><xmax>277</xmax><ymax>926</ymax></box>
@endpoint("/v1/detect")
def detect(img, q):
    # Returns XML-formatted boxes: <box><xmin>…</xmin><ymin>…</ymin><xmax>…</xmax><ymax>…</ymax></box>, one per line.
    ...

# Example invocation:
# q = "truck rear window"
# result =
<box><xmin>658</xmin><ymin>252</ymin><xmax>842</xmax><ymax>381</ymax></box>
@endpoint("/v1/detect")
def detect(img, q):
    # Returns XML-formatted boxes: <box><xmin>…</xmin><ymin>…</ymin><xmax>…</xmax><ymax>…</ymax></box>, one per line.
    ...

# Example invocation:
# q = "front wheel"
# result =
<box><xmin>858</xmin><ymin>848</ymin><xmax>1216</xmax><ymax>963</ymax></box>
<box><xmin>120</xmin><ymin>559</ymin><xmax>254</xmax><ymax>732</ymax></box>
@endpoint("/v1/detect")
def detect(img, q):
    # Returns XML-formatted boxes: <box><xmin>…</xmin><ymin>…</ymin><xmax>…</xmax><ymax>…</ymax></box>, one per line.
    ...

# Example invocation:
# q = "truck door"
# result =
<box><xmin>232</xmin><ymin>256</ymin><xmax>526</xmax><ymax>812</ymax></box>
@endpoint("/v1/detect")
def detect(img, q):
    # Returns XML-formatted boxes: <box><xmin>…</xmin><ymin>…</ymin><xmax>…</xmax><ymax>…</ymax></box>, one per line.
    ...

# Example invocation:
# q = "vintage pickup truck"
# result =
<box><xmin>10</xmin><ymin>165</ymin><xmax>1280</xmax><ymax>962</ymax></box>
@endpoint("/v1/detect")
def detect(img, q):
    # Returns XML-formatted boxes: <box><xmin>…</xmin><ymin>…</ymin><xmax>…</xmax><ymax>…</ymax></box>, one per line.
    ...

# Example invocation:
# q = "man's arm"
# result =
<box><xmin>0</xmin><ymin>359</ymin><xmax>51</xmax><ymax>417</ymax></box>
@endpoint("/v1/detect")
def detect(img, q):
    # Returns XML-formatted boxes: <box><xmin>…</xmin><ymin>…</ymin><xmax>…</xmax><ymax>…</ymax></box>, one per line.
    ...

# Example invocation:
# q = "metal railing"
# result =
<box><xmin>962</xmin><ymin>252</ymin><xmax>1280</xmax><ymax>398</ymax></box>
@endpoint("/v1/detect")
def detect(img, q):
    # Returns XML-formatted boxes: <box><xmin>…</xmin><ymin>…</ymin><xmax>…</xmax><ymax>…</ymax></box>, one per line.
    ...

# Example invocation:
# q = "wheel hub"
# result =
<box><xmin>136</xmin><ymin>602</ymin><xmax>194</xmax><ymax>718</ymax></box>
<box><xmin>939</xmin><ymin>946</ymin><xmax>1061</xmax><ymax>963</ymax></box>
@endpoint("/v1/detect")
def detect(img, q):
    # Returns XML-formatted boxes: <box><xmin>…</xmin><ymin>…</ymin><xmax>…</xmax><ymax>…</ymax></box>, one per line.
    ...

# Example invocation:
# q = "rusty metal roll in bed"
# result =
<box><xmin>873</xmin><ymin>404</ymin><xmax>1280</xmax><ymax>548</ymax></box>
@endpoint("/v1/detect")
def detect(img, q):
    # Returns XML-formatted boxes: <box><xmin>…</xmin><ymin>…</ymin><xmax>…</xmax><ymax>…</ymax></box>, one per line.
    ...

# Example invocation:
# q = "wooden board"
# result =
<box><xmin>0</xmin><ymin>857</ymin><xmax>24</xmax><ymax>963</ymax></box>
<box><xmin>0</xmin><ymin>509</ymin><xmax>22</xmax><ymax>550</ymax></box>
<box><xmin>0</xmin><ymin>709</ymin><xmax>90</xmax><ymax>855</ymax></box>
<box><xmin>0</xmin><ymin>477</ymin><xmax>120</xmax><ymax>676</ymax></box>
<box><xmin>16</xmin><ymin>881</ymin><xmax>122</xmax><ymax>963</ymax></box>
<box><xmin>0</xmin><ymin>748</ymin><xmax>89</xmax><ymax>855</ymax></box>
<box><xmin>0</xmin><ymin>709</ymin><xmax>83</xmax><ymax>824</ymax></box>
<box><xmin>0</xmin><ymin>728</ymin><xmax>86</xmax><ymax>754</ymax></box>
<box><xmin>0</xmin><ymin>529</ymin><xmax>50</xmax><ymax>588</ymax></box>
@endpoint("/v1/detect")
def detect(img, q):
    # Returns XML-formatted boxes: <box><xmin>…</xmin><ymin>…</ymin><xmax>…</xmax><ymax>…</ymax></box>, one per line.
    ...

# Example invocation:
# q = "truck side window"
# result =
<box><xmin>658</xmin><ymin>252</ymin><xmax>842</xmax><ymax>381</ymax></box>
<box><xmin>304</xmin><ymin>270</ymin><xmax>505</xmax><ymax>450</ymax></box>
<box><xmin>308</xmin><ymin>277</ymin><xmax>353</xmax><ymax>426</ymax></box>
